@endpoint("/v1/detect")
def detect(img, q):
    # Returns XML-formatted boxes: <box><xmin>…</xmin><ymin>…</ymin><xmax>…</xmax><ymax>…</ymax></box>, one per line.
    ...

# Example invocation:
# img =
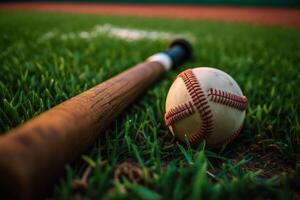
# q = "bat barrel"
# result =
<box><xmin>0</xmin><ymin>38</ymin><xmax>192</xmax><ymax>199</ymax></box>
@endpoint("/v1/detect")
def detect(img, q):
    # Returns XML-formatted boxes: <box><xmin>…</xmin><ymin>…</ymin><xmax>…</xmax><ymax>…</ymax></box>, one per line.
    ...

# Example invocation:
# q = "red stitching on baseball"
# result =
<box><xmin>178</xmin><ymin>69</ymin><xmax>214</xmax><ymax>144</ymax></box>
<box><xmin>207</xmin><ymin>88</ymin><xmax>247</xmax><ymax>111</ymax></box>
<box><xmin>164</xmin><ymin>101</ymin><xmax>195</xmax><ymax>126</ymax></box>
<box><xmin>188</xmin><ymin>130</ymin><xmax>209</xmax><ymax>144</ymax></box>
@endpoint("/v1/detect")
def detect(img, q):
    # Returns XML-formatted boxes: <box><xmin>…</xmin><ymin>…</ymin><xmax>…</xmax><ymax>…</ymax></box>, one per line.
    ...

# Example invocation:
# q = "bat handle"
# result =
<box><xmin>166</xmin><ymin>38</ymin><xmax>193</xmax><ymax>68</ymax></box>
<box><xmin>147</xmin><ymin>38</ymin><xmax>193</xmax><ymax>71</ymax></box>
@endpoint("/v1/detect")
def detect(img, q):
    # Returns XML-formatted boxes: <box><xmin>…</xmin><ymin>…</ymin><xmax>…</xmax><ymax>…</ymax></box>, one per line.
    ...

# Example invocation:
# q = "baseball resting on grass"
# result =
<box><xmin>0</xmin><ymin>38</ymin><xmax>192</xmax><ymax>199</ymax></box>
<box><xmin>165</xmin><ymin>67</ymin><xmax>247</xmax><ymax>147</ymax></box>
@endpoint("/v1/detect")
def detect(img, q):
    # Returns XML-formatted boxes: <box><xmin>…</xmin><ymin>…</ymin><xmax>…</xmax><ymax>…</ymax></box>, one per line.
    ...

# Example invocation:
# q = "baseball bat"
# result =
<box><xmin>0</xmin><ymin>38</ymin><xmax>192</xmax><ymax>199</ymax></box>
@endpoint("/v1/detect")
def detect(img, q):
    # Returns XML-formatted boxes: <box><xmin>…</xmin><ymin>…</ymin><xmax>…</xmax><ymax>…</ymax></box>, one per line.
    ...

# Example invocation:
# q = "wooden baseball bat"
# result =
<box><xmin>0</xmin><ymin>39</ymin><xmax>192</xmax><ymax>199</ymax></box>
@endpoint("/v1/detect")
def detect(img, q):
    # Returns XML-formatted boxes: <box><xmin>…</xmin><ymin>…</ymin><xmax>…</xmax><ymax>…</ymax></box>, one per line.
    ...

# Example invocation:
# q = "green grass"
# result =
<box><xmin>0</xmin><ymin>11</ymin><xmax>300</xmax><ymax>199</ymax></box>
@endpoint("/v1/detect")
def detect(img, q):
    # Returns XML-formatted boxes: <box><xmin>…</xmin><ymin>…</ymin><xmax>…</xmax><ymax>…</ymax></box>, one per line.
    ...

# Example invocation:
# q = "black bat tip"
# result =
<box><xmin>168</xmin><ymin>38</ymin><xmax>193</xmax><ymax>60</ymax></box>
<box><xmin>165</xmin><ymin>38</ymin><xmax>193</xmax><ymax>68</ymax></box>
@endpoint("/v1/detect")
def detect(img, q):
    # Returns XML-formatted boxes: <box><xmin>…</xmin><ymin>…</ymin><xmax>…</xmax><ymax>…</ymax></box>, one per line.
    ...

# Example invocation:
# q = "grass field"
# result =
<box><xmin>0</xmin><ymin>11</ymin><xmax>300</xmax><ymax>199</ymax></box>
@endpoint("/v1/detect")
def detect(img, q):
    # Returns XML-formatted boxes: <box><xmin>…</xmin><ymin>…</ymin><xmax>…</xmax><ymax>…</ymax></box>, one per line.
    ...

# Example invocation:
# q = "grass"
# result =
<box><xmin>0</xmin><ymin>11</ymin><xmax>300</xmax><ymax>199</ymax></box>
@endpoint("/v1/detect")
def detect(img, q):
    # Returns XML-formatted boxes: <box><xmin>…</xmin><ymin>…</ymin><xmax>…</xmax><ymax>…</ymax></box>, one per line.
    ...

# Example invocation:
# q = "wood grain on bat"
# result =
<box><xmin>0</xmin><ymin>61</ymin><xmax>165</xmax><ymax>200</ymax></box>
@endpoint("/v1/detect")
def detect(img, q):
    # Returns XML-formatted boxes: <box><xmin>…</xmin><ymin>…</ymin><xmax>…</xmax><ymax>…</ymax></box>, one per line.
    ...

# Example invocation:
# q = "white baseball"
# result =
<box><xmin>164</xmin><ymin>67</ymin><xmax>247</xmax><ymax>147</ymax></box>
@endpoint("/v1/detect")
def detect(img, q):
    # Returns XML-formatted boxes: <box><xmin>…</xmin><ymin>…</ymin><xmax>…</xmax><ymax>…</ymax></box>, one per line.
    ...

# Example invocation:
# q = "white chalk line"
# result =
<box><xmin>38</xmin><ymin>24</ymin><xmax>195</xmax><ymax>42</ymax></box>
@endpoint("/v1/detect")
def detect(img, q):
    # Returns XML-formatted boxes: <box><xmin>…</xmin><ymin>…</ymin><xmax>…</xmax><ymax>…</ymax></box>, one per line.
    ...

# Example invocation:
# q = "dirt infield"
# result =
<box><xmin>1</xmin><ymin>3</ymin><xmax>300</xmax><ymax>27</ymax></box>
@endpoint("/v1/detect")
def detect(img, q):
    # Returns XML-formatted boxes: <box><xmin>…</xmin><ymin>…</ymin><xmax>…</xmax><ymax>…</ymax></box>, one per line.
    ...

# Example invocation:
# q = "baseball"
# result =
<box><xmin>164</xmin><ymin>67</ymin><xmax>247</xmax><ymax>147</ymax></box>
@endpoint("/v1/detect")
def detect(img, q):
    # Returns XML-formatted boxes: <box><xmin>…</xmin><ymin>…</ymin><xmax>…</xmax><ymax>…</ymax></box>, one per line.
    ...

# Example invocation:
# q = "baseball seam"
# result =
<box><xmin>207</xmin><ymin>88</ymin><xmax>247</xmax><ymax>111</ymax></box>
<box><xmin>178</xmin><ymin>69</ymin><xmax>214</xmax><ymax>144</ymax></box>
<box><xmin>164</xmin><ymin>101</ymin><xmax>195</xmax><ymax>126</ymax></box>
